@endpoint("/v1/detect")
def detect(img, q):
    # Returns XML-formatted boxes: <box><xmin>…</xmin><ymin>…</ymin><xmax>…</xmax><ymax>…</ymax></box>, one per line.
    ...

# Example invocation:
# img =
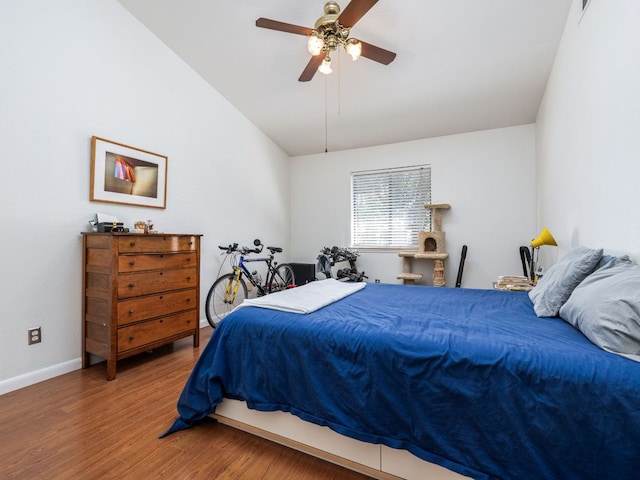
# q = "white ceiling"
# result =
<box><xmin>115</xmin><ymin>0</ymin><xmax>572</xmax><ymax>156</ymax></box>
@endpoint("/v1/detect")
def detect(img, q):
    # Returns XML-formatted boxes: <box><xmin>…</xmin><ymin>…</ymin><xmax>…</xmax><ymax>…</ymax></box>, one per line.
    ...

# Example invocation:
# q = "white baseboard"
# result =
<box><xmin>0</xmin><ymin>358</ymin><xmax>82</xmax><ymax>395</ymax></box>
<box><xmin>1</xmin><ymin>323</ymin><xmax>209</xmax><ymax>396</ymax></box>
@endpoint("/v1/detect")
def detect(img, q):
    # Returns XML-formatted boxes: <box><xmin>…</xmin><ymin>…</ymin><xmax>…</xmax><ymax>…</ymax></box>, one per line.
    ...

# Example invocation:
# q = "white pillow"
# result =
<box><xmin>528</xmin><ymin>246</ymin><xmax>603</xmax><ymax>317</ymax></box>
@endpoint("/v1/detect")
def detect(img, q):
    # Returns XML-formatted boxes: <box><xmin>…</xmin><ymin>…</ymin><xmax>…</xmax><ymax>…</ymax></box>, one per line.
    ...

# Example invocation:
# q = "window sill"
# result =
<box><xmin>350</xmin><ymin>246</ymin><xmax>418</xmax><ymax>253</ymax></box>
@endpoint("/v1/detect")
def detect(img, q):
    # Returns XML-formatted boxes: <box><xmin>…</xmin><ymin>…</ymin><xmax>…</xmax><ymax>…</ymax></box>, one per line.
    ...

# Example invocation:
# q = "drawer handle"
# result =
<box><xmin>159</xmin><ymin>295</ymin><xmax>164</xmax><ymax>300</ymax></box>
<box><xmin>129</xmin><ymin>335</ymin><xmax>134</xmax><ymax>341</ymax></box>
<box><xmin>160</xmin><ymin>254</ymin><xmax>164</xmax><ymax>258</ymax></box>
<box><xmin>159</xmin><ymin>319</ymin><xmax>164</xmax><ymax>323</ymax></box>
<box><xmin>129</xmin><ymin>283</ymin><xmax>135</xmax><ymax>288</ymax></box>
<box><xmin>186</xmin><ymin>257</ymin><xmax>191</xmax><ymax>262</ymax></box>
<box><xmin>129</xmin><ymin>261</ymin><xmax>135</xmax><ymax>266</ymax></box>
<box><xmin>159</xmin><ymin>271</ymin><xmax>164</xmax><ymax>276</ymax></box>
<box><xmin>187</xmin><ymin>276</ymin><xmax>192</xmax><ymax>281</ymax></box>
<box><xmin>186</xmin><ymin>298</ymin><xmax>191</xmax><ymax>303</ymax></box>
<box><xmin>129</xmin><ymin>309</ymin><xmax>134</xmax><ymax>314</ymax></box>
<box><xmin>187</xmin><ymin>320</ymin><xmax>191</xmax><ymax>324</ymax></box>
<box><xmin>130</xmin><ymin>241</ymin><xmax>136</xmax><ymax>247</ymax></box>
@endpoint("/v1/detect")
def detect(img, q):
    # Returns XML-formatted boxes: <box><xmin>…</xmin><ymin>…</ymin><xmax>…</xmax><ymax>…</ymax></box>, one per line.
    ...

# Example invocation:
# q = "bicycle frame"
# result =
<box><xmin>238</xmin><ymin>255</ymin><xmax>271</xmax><ymax>296</ymax></box>
<box><xmin>225</xmin><ymin>251</ymin><xmax>280</xmax><ymax>301</ymax></box>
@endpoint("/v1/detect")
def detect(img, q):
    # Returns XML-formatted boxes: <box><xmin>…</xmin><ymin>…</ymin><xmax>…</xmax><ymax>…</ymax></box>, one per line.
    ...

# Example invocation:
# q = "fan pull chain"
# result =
<box><xmin>338</xmin><ymin>51</ymin><xmax>342</xmax><ymax>116</ymax></box>
<box><xmin>324</xmin><ymin>74</ymin><xmax>328</xmax><ymax>153</ymax></box>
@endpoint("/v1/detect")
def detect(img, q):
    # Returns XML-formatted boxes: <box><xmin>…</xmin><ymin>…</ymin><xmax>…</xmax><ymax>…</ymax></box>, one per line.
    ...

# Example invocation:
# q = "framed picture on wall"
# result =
<box><xmin>90</xmin><ymin>136</ymin><xmax>168</xmax><ymax>209</ymax></box>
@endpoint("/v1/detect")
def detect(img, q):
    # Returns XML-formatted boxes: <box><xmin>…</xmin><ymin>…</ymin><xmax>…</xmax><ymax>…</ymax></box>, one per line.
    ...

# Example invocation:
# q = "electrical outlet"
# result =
<box><xmin>375</xmin><ymin>279</ymin><xmax>381</xmax><ymax>283</ymax></box>
<box><xmin>28</xmin><ymin>327</ymin><xmax>41</xmax><ymax>345</ymax></box>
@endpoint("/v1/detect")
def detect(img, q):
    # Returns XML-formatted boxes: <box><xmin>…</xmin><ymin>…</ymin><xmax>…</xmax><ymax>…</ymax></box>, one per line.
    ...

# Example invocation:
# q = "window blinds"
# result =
<box><xmin>351</xmin><ymin>165</ymin><xmax>431</xmax><ymax>248</ymax></box>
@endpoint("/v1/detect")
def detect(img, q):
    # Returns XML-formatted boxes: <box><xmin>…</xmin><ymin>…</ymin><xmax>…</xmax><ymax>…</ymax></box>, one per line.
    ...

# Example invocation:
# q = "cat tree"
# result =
<box><xmin>397</xmin><ymin>203</ymin><xmax>450</xmax><ymax>287</ymax></box>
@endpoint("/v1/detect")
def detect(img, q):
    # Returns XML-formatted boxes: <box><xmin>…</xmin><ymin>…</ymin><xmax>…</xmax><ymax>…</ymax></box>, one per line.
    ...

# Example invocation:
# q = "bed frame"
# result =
<box><xmin>213</xmin><ymin>399</ymin><xmax>469</xmax><ymax>480</ymax></box>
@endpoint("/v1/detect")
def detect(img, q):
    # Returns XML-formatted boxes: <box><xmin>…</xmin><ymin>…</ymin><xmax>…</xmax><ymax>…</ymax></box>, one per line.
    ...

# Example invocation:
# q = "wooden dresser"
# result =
<box><xmin>82</xmin><ymin>233</ymin><xmax>202</xmax><ymax>380</ymax></box>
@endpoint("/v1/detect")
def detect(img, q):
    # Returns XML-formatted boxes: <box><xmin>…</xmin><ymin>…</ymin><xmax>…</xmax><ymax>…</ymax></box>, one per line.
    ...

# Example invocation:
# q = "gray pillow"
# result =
<box><xmin>593</xmin><ymin>254</ymin><xmax>630</xmax><ymax>271</ymax></box>
<box><xmin>559</xmin><ymin>259</ymin><xmax>640</xmax><ymax>362</ymax></box>
<box><xmin>528</xmin><ymin>246</ymin><xmax>603</xmax><ymax>317</ymax></box>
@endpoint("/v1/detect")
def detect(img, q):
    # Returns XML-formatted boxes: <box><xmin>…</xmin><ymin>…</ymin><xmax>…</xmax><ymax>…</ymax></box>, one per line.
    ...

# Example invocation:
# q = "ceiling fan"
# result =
<box><xmin>256</xmin><ymin>0</ymin><xmax>396</xmax><ymax>82</ymax></box>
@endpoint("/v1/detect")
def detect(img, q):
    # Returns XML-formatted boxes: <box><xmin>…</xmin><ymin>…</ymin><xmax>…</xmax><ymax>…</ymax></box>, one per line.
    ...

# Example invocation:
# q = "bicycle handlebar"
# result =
<box><xmin>218</xmin><ymin>243</ymin><xmax>238</xmax><ymax>254</ymax></box>
<box><xmin>218</xmin><ymin>244</ymin><xmax>261</xmax><ymax>254</ymax></box>
<box><xmin>218</xmin><ymin>242</ymin><xmax>281</xmax><ymax>256</ymax></box>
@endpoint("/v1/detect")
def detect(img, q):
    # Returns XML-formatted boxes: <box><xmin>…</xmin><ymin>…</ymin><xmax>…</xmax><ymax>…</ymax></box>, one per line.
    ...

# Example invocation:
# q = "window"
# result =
<box><xmin>351</xmin><ymin>165</ymin><xmax>431</xmax><ymax>249</ymax></box>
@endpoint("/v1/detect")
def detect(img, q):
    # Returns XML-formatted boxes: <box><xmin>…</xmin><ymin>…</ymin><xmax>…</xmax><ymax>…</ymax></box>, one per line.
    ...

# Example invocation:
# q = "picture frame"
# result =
<box><xmin>90</xmin><ymin>136</ymin><xmax>168</xmax><ymax>209</ymax></box>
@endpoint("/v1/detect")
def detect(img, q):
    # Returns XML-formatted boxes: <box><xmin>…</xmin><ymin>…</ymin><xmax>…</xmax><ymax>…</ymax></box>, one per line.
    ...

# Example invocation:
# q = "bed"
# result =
<box><xmin>162</xmin><ymin>276</ymin><xmax>640</xmax><ymax>480</ymax></box>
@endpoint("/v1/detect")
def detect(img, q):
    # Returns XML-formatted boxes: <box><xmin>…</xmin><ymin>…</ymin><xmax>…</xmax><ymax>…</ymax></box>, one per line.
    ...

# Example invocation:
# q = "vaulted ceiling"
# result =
<box><xmin>116</xmin><ymin>0</ymin><xmax>572</xmax><ymax>156</ymax></box>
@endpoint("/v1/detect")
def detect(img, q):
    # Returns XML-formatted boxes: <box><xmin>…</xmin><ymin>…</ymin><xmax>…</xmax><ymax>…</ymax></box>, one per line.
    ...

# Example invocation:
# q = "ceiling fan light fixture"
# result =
<box><xmin>256</xmin><ymin>0</ymin><xmax>397</xmax><ymax>82</ymax></box>
<box><xmin>307</xmin><ymin>33</ymin><xmax>325</xmax><ymax>56</ymax></box>
<box><xmin>318</xmin><ymin>56</ymin><xmax>333</xmax><ymax>75</ymax></box>
<box><xmin>345</xmin><ymin>38</ymin><xmax>362</xmax><ymax>61</ymax></box>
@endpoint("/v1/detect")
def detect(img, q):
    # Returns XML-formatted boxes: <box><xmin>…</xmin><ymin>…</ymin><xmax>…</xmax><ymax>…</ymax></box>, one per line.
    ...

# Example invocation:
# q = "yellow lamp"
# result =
<box><xmin>529</xmin><ymin>228</ymin><xmax>557</xmax><ymax>282</ymax></box>
<box><xmin>531</xmin><ymin>227</ymin><xmax>557</xmax><ymax>248</ymax></box>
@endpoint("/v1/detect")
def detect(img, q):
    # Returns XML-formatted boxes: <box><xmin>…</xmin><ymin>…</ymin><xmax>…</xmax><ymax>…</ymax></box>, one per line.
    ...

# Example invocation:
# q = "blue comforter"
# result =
<box><xmin>163</xmin><ymin>284</ymin><xmax>640</xmax><ymax>480</ymax></box>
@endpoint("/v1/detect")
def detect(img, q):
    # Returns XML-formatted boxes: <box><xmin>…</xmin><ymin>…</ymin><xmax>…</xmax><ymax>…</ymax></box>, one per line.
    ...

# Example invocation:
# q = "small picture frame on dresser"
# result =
<box><xmin>90</xmin><ymin>136</ymin><xmax>168</xmax><ymax>209</ymax></box>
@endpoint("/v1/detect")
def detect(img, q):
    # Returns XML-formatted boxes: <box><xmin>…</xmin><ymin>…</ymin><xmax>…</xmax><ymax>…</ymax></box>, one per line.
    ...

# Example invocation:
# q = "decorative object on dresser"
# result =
<box><xmin>82</xmin><ymin>233</ymin><xmax>202</xmax><ymax>380</ymax></box>
<box><xmin>397</xmin><ymin>203</ymin><xmax>451</xmax><ymax>286</ymax></box>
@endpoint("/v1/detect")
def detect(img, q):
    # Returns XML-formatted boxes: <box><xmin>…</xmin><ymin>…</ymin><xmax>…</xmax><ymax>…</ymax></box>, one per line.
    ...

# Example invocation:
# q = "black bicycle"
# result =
<box><xmin>205</xmin><ymin>239</ymin><xmax>296</xmax><ymax>327</ymax></box>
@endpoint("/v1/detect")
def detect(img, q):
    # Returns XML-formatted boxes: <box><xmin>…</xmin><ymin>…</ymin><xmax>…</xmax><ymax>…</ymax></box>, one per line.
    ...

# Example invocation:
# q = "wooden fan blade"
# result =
<box><xmin>337</xmin><ymin>0</ymin><xmax>379</xmax><ymax>28</ymax></box>
<box><xmin>360</xmin><ymin>41</ymin><xmax>396</xmax><ymax>65</ymax></box>
<box><xmin>256</xmin><ymin>18</ymin><xmax>313</xmax><ymax>36</ymax></box>
<box><xmin>298</xmin><ymin>53</ymin><xmax>326</xmax><ymax>82</ymax></box>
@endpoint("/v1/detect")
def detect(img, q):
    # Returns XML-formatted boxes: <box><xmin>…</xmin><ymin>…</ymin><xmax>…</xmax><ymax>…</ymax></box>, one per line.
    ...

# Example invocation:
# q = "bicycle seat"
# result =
<box><xmin>267</xmin><ymin>246</ymin><xmax>282</xmax><ymax>253</ymax></box>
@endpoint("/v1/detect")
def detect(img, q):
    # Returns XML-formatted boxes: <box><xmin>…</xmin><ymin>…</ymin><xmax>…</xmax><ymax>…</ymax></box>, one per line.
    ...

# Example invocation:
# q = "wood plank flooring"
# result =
<box><xmin>0</xmin><ymin>328</ymin><xmax>373</xmax><ymax>480</ymax></box>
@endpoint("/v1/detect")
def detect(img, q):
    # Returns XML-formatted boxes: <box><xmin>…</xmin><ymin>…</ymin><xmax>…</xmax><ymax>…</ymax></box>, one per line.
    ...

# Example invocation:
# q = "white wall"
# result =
<box><xmin>290</xmin><ymin>125</ymin><xmax>537</xmax><ymax>289</ymax></box>
<box><xmin>536</xmin><ymin>0</ymin><xmax>640</xmax><ymax>265</ymax></box>
<box><xmin>0</xmin><ymin>0</ymin><xmax>290</xmax><ymax>392</ymax></box>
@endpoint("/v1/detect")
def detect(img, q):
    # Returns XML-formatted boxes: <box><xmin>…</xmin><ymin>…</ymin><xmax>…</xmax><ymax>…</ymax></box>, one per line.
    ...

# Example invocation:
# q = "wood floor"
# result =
<box><xmin>0</xmin><ymin>328</ymin><xmax>373</xmax><ymax>480</ymax></box>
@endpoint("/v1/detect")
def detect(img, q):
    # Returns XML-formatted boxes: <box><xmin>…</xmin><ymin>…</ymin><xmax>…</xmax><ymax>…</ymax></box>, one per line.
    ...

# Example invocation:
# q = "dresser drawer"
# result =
<box><xmin>118</xmin><ymin>311</ymin><xmax>197</xmax><ymax>353</ymax></box>
<box><xmin>118</xmin><ymin>235</ymin><xmax>198</xmax><ymax>254</ymax></box>
<box><xmin>118</xmin><ymin>252</ymin><xmax>197</xmax><ymax>273</ymax></box>
<box><xmin>117</xmin><ymin>267</ymin><xmax>197</xmax><ymax>298</ymax></box>
<box><xmin>117</xmin><ymin>289</ymin><xmax>197</xmax><ymax>326</ymax></box>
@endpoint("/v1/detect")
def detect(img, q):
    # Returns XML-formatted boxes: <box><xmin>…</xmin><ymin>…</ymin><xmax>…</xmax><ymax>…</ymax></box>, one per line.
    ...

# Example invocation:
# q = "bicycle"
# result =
<box><xmin>205</xmin><ymin>239</ymin><xmax>296</xmax><ymax>327</ymax></box>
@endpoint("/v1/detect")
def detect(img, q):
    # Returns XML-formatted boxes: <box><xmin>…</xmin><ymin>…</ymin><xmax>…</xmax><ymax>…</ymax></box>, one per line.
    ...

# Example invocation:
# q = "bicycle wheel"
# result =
<box><xmin>268</xmin><ymin>264</ymin><xmax>296</xmax><ymax>293</ymax></box>
<box><xmin>205</xmin><ymin>274</ymin><xmax>248</xmax><ymax>327</ymax></box>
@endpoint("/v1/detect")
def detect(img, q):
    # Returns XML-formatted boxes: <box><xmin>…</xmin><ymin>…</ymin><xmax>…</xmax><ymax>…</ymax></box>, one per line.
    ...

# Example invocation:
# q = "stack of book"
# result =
<box><xmin>493</xmin><ymin>275</ymin><xmax>533</xmax><ymax>291</ymax></box>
